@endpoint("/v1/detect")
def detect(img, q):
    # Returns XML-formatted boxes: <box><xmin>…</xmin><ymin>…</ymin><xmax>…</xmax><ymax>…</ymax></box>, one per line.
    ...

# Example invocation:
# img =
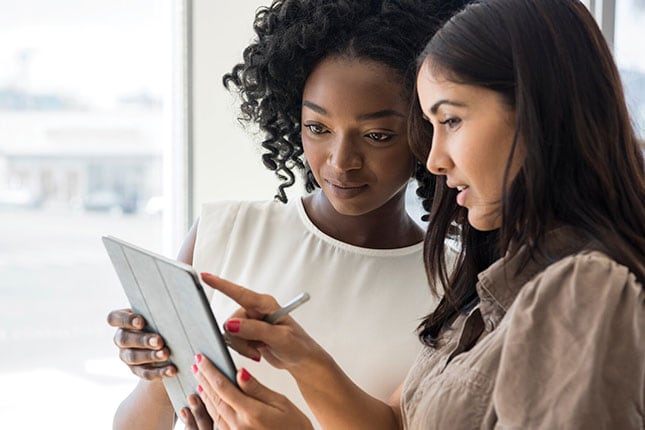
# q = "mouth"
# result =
<box><xmin>325</xmin><ymin>179</ymin><xmax>368</xmax><ymax>190</ymax></box>
<box><xmin>447</xmin><ymin>180</ymin><xmax>469</xmax><ymax>192</ymax></box>
<box><xmin>324</xmin><ymin>179</ymin><xmax>368</xmax><ymax>199</ymax></box>
<box><xmin>454</xmin><ymin>185</ymin><xmax>469</xmax><ymax>207</ymax></box>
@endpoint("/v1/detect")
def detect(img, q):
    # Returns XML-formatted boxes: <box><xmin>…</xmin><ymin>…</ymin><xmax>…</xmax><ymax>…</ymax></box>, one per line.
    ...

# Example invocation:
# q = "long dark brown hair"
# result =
<box><xmin>409</xmin><ymin>0</ymin><xmax>645</xmax><ymax>345</ymax></box>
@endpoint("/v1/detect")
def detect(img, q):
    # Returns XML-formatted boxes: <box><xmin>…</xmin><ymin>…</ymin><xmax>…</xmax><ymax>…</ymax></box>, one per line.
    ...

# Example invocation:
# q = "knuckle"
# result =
<box><xmin>275</xmin><ymin>393</ymin><xmax>289</xmax><ymax>405</ymax></box>
<box><xmin>256</xmin><ymin>293</ymin><xmax>278</xmax><ymax>311</ymax></box>
<box><xmin>120</xmin><ymin>348</ymin><xmax>136</xmax><ymax>364</ymax></box>
<box><xmin>258</xmin><ymin>293</ymin><xmax>273</xmax><ymax>304</ymax></box>
<box><xmin>131</xmin><ymin>366</ymin><xmax>146</xmax><ymax>379</ymax></box>
<box><xmin>243</xmin><ymin>413</ymin><xmax>263</xmax><ymax>429</ymax></box>
<box><xmin>140</xmin><ymin>333</ymin><xmax>152</xmax><ymax>347</ymax></box>
<box><xmin>113</xmin><ymin>329</ymin><xmax>125</xmax><ymax>346</ymax></box>
<box><xmin>282</xmin><ymin>325</ymin><xmax>296</xmax><ymax>338</ymax></box>
<box><xmin>139</xmin><ymin>367</ymin><xmax>156</xmax><ymax>381</ymax></box>
<box><xmin>149</xmin><ymin>349</ymin><xmax>159</xmax><ymax>362</ymax></box>
<box><xmin>212</xmin><ymin>374</ymin><xmax>226</xmax><ymax>388</ymax></box>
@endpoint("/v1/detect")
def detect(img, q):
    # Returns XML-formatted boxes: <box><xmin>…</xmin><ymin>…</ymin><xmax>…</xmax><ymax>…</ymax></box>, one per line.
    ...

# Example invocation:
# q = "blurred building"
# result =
<box><xmin>0</xmin><ymin>109</ymin><xmax>162</xmax><ymax>214</ymax></box>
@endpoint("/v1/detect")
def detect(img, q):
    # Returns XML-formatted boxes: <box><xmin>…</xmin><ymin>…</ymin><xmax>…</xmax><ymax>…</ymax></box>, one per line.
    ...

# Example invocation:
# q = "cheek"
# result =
<box><xmin>302</xmin><ymin>139</ymin><xmax>323</xmax><ymax>169</ymax></box>
<box><xmin>374</xmin><ymin>149</ymin><xmax>415</xmax><ymax>183</ymax></box>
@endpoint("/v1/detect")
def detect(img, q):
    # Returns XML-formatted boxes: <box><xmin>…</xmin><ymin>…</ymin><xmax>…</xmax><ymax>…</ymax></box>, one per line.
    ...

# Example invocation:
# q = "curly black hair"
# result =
<box><xmin>223</xmin><ymin>0</ymin><xmax>469</xmax><ymax>219</ymax></box>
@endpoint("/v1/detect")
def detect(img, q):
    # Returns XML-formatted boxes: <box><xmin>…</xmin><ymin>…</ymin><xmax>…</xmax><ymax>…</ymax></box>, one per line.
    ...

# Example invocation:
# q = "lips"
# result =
<box><xmin>455</xmin><ymin>185</ymin><xmax>468</xmax><ymax>206</ymax></box>
<box><xmin>324</xmin><ymin>179</ymin><xmax>368</xmax><ymax>199</ymax></box>
<box><xmin>445</xmin><ymin>181</ymin><xmax>469</xmax><ymax>206</ymax></box>
<box><xmin>326</xmin><ymin>179</ymin><xmax>366</xmax><ymax>189</ymax></box>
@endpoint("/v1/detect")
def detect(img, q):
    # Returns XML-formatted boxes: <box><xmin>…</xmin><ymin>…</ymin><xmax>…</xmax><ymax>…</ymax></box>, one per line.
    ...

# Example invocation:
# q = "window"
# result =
<box><xmin>0</xmin><ymin>0</ymin><xmax>179</xmax><ymax>427</ymax></box>
<box><xmin>614</xmin><ymin>0</ymin><xmax>645</xmax><ymax>141</ymax></box>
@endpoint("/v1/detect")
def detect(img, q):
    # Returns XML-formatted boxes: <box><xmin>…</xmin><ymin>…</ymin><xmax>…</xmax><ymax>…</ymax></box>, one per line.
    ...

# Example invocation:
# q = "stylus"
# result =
<box><xmin>263</xmin><ymin>292</ymin><xmax>311</xmax><ymax>324</ymax></box>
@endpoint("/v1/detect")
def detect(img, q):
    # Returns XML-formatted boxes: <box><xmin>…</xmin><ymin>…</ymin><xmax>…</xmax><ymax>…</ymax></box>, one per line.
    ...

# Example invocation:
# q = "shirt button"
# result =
<box><xmin>485</xmin><ymin>319</ymin><xmax>495</xmax><ymax>332</ymax></box>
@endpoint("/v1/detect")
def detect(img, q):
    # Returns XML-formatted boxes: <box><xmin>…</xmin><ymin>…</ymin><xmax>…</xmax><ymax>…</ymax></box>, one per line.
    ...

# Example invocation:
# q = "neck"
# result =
<box><xmin>302</xmin><ymin>189</ymin><xmax>424</xmax><ymax>249</ymax></box>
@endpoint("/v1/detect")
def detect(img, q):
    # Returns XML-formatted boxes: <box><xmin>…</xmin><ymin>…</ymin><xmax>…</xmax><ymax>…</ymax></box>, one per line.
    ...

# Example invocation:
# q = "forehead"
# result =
<box><xmin>416</xmin><ymin>59</ymin><xmax>509</xmax><ymax>115</ymax></box>
<box><xmin>416</xmin><ymin>61</ymin><xmax>460</xmax><ymax>103</ymax></box>
<box><xmin>303</xmin><ymin>56</ymin><xmax>408</xmax><ymax>107</ymax></box>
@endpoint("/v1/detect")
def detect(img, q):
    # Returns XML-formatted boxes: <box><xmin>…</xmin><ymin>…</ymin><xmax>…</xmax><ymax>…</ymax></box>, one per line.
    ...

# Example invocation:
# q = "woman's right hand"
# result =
<box><xmin>107</xmin><ymin>308</ymin><xmax>177</xmax><ymax>380</ymax></box>
<box><xmin>200</xmin><ymin>273</ymin><xmax>328</xmax><ymax>373</ymax></box>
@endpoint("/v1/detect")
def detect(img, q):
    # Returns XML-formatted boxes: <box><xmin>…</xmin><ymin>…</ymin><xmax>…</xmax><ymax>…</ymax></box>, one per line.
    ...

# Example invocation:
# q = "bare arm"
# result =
<box><xmin>291</xmin><ymin>348</ymin><xmax>402</xmax><ymax>430</ymax></box>
<box><xmin>113</xmin><ymin>380</ymin><xmax>176</xmax><ymax>430</ymax></box>
<box><xmin>111</xmin><ymin>219</ymin><xmax>200</xmax><ymax>430</ymax></box>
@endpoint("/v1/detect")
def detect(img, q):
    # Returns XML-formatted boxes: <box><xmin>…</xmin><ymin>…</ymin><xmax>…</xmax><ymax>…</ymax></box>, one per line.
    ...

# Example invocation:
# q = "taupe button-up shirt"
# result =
<box><xmin>401</xmin><ymin>227</ymin><xmax>645</xmax><ymax>429</ymax></box>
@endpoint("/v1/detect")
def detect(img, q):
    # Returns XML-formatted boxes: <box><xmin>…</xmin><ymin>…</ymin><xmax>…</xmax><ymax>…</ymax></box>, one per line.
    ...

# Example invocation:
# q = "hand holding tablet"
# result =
<box><xmin>102</xmin><ymin>235</ymin><xmax>238</xmax><ymax>416</ymax></box>
<box><xmin>103</xmin><ymin>235</ymin><xmax>311</xmax><ymax>417</ymax></box>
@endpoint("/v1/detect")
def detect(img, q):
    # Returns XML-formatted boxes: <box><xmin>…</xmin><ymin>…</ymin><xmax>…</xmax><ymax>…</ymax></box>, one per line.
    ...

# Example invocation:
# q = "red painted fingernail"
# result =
<box><xmin>191</xmin><ymin>364</ymin><xmax>198</xmax><ymax>374</ymax></box>
<box><xmin>240</xmin><ymin>368</ymin><xmax>251</xmax><ymax>382</ymax></box>
<box><xmin>225</xmin><ymin>319</ymin><xmax>240</xmax><ymax>333</ymax></box>
<box><xmin>252</xmin><ymin>355</ymin><xmax>261</xmax><ymax>362</ymax></box>
<box><xmin>197</xmin><ymin>384</ymin><xmax>203</xmax><ymax>394</ymax></box>
<box><xmin>195</xmin><ymin>353</ymin><xmax>202</xmax><ymax>363</ymax></box>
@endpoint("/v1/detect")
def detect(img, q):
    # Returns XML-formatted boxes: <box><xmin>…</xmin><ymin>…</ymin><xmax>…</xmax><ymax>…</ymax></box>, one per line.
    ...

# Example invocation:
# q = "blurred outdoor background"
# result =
<box><xmin>0</xmin><ymin>0</ymin><xmax>643</xmax><ymax>428</ymax></box>
<box><xmin>0</xmin><ymin>0</ymin><xmax>166</xmax><ymax>427</ymax></box>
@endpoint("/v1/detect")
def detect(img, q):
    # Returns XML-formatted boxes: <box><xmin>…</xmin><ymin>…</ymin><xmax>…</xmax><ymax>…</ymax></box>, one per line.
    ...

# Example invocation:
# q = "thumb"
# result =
<box><xmin>237</xmin><ymin>368</ymin><xmax>281</xmax><ymax>405</ymax></box>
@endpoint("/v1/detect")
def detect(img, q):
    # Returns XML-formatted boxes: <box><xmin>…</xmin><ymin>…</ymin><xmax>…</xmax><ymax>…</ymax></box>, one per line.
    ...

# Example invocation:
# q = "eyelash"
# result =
<box><xmin>366</xmin><ymin>132</ymin><xmax>394</xmax><ymax>142</ymax></box>
<box><xmin>304</xmin><ymin>124</ymin><xmax>394</xmax><ymax>143</ymax></box>
<box><xmin>438</xmin><ymin>117</ymin><xmax>461</xmax><ymax>129</ymax></box>
<box><xmin>304</xmin><ymin>124</ymin><xmax>328</xmax><ymax>135</ymax></box>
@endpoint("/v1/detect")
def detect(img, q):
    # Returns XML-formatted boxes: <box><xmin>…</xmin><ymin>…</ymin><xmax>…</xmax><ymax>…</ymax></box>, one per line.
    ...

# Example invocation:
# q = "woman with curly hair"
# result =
<box><xmin>189</xmin><ymin>0</ymin><xmax>645</xmax><ymax>428</ymax></box>
<box><xmin>107</xmin><ymin>0</ymin><xmax>468</xmax><ymax>428</ymax></box>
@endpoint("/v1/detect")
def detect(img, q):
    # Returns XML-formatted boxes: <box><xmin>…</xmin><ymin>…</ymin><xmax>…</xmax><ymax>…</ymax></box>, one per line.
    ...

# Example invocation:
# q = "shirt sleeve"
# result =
<box><xmin>492</xmin><ymin>252</ymin><xmax>645</xmax><ymax>429</ymax></box>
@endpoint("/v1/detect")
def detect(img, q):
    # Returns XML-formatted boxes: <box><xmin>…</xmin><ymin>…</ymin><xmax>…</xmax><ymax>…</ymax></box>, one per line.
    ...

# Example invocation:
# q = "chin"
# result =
<box><xmin>328</xmin><ymin>199</ymin><xmax>377</xmax><ymax>217</ymax></box>
<box><xmin>331</xmin><ymin>204</ymin><xmax>370</xmax><ymax>217</ymax></box>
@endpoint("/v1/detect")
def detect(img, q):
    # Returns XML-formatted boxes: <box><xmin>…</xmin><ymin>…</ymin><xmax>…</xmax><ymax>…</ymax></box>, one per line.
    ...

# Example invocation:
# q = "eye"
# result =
<box><xmin>304</xmin><ymin>123</ymin><xmax>328</xmax><ymax>135</ymax></box>
<box><xmin>366</xmin><ymin>132</ymin><xmax>394</xmax><ymax>142</ymax></box>
<box><xmin>439</xmin><ymin>117</ymin><xmax>461</xmax><ymax>129</ymax></box>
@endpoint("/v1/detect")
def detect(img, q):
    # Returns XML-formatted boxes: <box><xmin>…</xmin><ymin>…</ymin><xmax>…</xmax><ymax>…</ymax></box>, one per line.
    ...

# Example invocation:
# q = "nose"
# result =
<box><xmin>426</xmin><ymin>133</ymin><xmax>451</xmax><ymax>175</ymax></box>
<box><xmin>328</xmin><ymin>133</ymin><xmax>362</xmax><ymax>171</ymax></box>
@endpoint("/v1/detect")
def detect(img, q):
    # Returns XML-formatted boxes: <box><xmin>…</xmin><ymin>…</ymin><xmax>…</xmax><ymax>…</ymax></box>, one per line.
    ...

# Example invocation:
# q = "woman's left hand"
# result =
<box><xmin>189</xmin><ymin>353</ymin><xmax>314</xmax><ymax>430</ymax></box>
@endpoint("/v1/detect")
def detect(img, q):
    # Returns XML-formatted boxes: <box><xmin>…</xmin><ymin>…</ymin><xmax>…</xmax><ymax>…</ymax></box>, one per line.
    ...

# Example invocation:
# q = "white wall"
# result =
<box><xmin>191</xmin><ymin>0</ymin><xmax>295</xmax><ymax>219</ymax></box>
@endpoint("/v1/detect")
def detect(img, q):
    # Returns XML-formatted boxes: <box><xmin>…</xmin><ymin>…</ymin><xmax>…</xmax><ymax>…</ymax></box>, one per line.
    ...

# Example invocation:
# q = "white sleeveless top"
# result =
<box><xmin>193</xmin><ymin>198</ymin><xmax>439</xmax><ymax>427</ymax></box>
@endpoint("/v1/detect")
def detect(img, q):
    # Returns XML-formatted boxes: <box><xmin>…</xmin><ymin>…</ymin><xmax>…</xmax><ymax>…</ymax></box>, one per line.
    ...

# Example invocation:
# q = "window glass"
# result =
<box><xmin>615</xmin><ymin>0</ymin><xmax>645</xmax><ymax>140</ymax></box>
<box><xmin>0</xmin><ymin>0</ymin><xmax>168</xmax><ymax>426</ymax></box>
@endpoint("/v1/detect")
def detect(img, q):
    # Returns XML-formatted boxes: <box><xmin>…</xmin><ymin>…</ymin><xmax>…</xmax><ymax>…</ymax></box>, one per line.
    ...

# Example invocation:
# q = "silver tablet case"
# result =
<box><xmin>102</xmin><ymin>235</ymin><xmax>237</xmax><ymax>415</ymax></box>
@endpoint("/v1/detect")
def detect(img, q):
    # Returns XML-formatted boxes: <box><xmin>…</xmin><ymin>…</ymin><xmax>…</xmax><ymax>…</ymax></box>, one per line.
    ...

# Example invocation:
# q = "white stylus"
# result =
<box><xmin>263</xmin><ymin>292</ymin><xmax>311</xmax><ymax>324</ymax></box>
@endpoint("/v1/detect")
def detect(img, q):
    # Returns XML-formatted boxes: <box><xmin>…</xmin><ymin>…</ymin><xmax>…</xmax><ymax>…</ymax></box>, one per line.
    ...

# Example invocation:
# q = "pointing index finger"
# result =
<box><xmin>200</xmin><ymin>273</ymin><xmax>277</xmax><ymax>314</ymax></box>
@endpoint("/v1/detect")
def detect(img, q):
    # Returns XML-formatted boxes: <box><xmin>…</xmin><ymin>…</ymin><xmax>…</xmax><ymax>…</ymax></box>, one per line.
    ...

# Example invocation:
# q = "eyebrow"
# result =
<box><xmin>302</xmin><ymin>101</ymin><xmax>328</xmax><ymax>115</ymax></box>
<box><xmin>429</xmin><ymin>99</ymin><xmax>467</xmax><ymax>115</ymax></box>
<box><xmin>302</xmin><ymin>100</ymin><xmax>405</xmax><ymax>120</ymax></box>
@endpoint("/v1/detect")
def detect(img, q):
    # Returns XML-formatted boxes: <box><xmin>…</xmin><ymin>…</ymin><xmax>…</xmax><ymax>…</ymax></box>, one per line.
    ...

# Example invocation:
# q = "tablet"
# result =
<box><xmin>102</xmin><ymin>235</ymin><xmax>238</xmax><ymax>415</ymax></box>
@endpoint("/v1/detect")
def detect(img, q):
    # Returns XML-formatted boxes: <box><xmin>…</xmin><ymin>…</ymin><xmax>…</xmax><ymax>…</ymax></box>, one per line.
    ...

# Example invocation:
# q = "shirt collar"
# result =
<box><xmin>475</xmin><ymin>225</ymin><xmax>594</xmax><ymax>312</ymax></box>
